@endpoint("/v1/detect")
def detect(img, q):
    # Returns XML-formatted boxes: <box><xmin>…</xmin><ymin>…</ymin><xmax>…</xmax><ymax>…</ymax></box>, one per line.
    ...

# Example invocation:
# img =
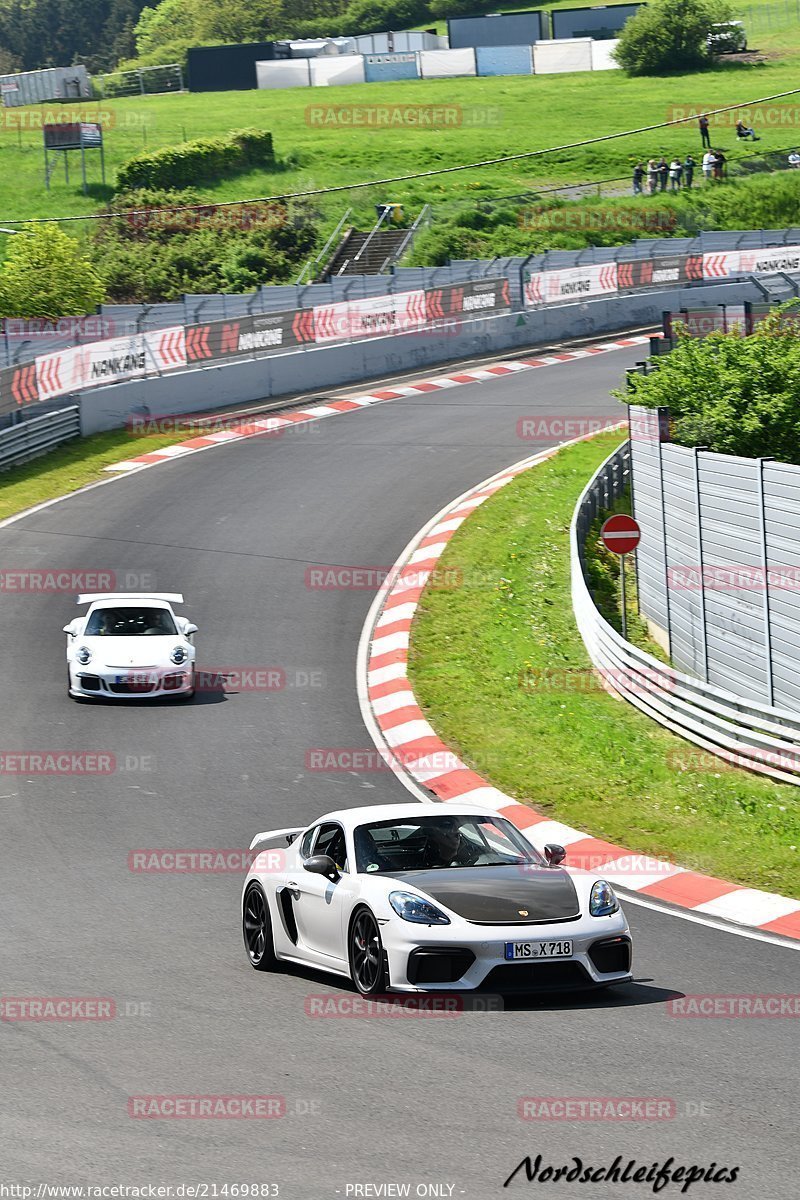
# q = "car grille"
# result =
<box><xmin>108</xmin><ymin>679</ymin><xmax>157</xmax><ymax>695</ymax></box>
<box><xmin>78</xmin><ymin>675</ymin><xmax>101</xmax><ymax>691</ymax></box>
<box><xmin>483</xmin><ymin>962</ymin><xmax>592</xmax><ymax>992</ymax></box>
<box><xmin>407</xmin><ymin>948</ymin><xmax>475</xmax><ymax>985</ymax></box>
<box><xmin>588</xmin><ymin>936</ymin><xmax>632</xmax><ymax>975</ymax></box>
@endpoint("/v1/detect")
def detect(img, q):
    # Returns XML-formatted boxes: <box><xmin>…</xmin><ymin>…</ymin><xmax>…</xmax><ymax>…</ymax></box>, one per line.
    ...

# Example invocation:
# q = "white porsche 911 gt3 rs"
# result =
<box><xmin>242</xmin><ymin>804</ymin><xmax>632</xmax><ymax>994</ymax></box>
<box><xmin>64</xmin><ymin>593</ymin><xmax>197</xmax><ymax>700</ymax></box>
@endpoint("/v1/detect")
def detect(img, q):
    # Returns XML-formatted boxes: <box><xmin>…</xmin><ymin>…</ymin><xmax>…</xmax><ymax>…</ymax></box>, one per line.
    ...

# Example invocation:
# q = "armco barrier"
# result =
<box><xmin>0</xmin><ymin>405</ymin><xmax>80</xmax><ymax>470</ymax></box>
<box><xmin>2</xmin><ymin>228</ymin><xmax>799</xmax><ymax>386</ymax></box>
<box><xmin>76</xmin><ymin>279</ymin><xmax>763</xmax><ymax>436</ymax></box>
<box><xmin>0</xmin><ymin>279</ymin><xmax>511</xmax><ymax>422</ymax></box>
<box><xmin>572</xmin><ymin>443</ymin><xmax>800</xmax><ymax>785</ymax></box>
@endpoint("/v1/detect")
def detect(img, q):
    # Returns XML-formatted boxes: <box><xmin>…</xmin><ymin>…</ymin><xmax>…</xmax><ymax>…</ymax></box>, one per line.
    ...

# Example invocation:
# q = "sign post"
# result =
<box><xmin>600</xmin><ymin>514</ymin><xmax>641</xmax><ymax>640</ymax></box>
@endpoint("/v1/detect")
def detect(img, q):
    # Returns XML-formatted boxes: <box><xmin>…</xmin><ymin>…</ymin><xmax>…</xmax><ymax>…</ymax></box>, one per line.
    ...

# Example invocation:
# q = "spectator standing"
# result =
<box><xmin>699</xmin><ymin>113</ymin><xmax>711</xmax><ymax>148</ymax></box>
<box><xmin>633</xmin><ymin>162</ymin><xmax>645</xmax><ymax>194</ymax></box>
<box><xmin>702</xmin><ymin>150</ymin><xmax>716</xmax><ymax>182</ymax></box>
<box><xmin>647</xmin><ymin>159</ymin><xmax>658</xmax><ymax>194</ymax></box>
<box><xmin>658</xmin><ymin>157</ymin><xmax>669</xmax><ymax>191</ymax></box>
<box><xmin>789</xmin><ymin>150</ymin><xmax>800</xmax><ymax>168</ymax></box>
<box><xmin>714</xmin><ymin>149</ymin><xmax>727</xmax><ymax>181</ymax></box>
<box><xmin>669</xmin><ymin>158</ymin><xmax>683</xmax><ymax>191</ymax></box>
<box><xmin>683</xmin><ymin>154</ymin><xmax>696</xmax><ymax>188</ymax></box>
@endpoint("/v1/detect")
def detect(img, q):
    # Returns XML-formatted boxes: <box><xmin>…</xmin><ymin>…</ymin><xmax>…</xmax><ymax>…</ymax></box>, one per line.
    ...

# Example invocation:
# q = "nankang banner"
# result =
<box><xmin>739</xmin><ymin>245</ymin><xmax>800</xmax><ymax>276</ymax></box>
<box><xmin>525</xmin><ymin>263</ymin><xmax>617</xmax><ymax>307</ymax></box>
<box><xmin>184</xmin><ymin>310</ymin><xmax>317</xmax><ymax>364</ymax></box>
<box><xmin>426</xmin><ymin>278</ymin><xmax>510</xmax><ymax>319</ymax></box>
<box><xmin>618</xmin><ymin>256</ymin><xmax>694</xmax><ymax>291</ymax></box>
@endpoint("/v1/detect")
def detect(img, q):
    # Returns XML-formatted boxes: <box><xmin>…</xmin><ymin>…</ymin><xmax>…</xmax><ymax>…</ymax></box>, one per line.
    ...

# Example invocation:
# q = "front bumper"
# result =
<box><xmin>69</xmin><ymin>666</ymin><xmax>194</xmax><ymax>699</ymax></box>
<box><xmin>382</xmin><ymin>913</ymin><xmax>632</xmax><ymax>993</ymax></box>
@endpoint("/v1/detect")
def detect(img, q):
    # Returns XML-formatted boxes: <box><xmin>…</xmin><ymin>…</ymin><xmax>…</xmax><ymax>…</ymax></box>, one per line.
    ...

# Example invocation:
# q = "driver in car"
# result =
<box><xmin>424</xmin><ymin>817</ymin><xmax>481</xmax><ymax>868</ymax></box>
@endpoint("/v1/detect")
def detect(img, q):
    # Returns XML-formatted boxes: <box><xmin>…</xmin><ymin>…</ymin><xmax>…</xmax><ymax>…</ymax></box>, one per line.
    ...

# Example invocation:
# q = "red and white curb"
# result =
<box><xmin>103</xmin><ymin>336</ymin><xmax>650</xmax><ymax>473</ymax></box>
<box><xmin>357</xmin><ymin>440</ymin><xmax>800</xmax><ymax>945</ymax></box>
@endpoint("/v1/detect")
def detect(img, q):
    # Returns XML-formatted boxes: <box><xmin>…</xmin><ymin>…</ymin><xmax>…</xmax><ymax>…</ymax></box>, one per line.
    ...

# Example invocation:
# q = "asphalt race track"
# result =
<box><xmin>1</xmin><ymin>344</ymin><xmax>797</xmax><ymax>1199</ymax></box>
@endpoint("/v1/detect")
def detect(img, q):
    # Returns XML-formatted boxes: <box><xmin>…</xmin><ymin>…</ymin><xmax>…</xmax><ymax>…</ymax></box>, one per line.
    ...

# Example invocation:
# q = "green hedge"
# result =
<box><xmin>116</xmin><ymin>128</ymin><xmax>274</xmax><ymax>191</ymax></box>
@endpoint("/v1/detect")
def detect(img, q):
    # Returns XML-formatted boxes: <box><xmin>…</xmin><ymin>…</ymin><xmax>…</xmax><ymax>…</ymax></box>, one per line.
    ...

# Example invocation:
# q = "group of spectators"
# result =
<box><xmin>630</xmin><ymin>111</ymin><xmax>772</xmax><ymax>196</ymax></box>
<box><xmin>633</xmin><ymin>155</ymin><xmax>705</xmax><ymax>194</ymax></box>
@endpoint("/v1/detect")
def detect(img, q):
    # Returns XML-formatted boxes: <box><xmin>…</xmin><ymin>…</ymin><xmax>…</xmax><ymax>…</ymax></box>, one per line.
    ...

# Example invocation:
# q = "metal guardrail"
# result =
<box><xmin>0</xmin><ymin>405</ymin><xmax>80</xmax><ymax>472</ymax></box>
<box><xmin>571</xmin><ymin>442</ymin><xmax>800</xmax><ymax>785</ymax></box>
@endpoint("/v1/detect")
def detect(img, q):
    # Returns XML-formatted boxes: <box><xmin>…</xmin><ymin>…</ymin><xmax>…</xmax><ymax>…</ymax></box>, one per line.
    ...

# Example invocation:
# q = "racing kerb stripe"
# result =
<box><xmin>360</xmin><ymin>434</ymin><xmax>800</xmax><ymax>943</ymax></box>
<box><xmin>101</xmin><ymin>337</ymin><xmax>649</xmax><ymax>473</ymax></box>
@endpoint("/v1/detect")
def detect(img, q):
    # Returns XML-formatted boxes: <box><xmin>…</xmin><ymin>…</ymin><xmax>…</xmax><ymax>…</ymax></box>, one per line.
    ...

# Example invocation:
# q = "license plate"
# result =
<box><xmin>504</xmin><ymin>939</ymin><xmax>573</xmax><ymax>961</ymax></box>
<box><xmin>117</xmin><ymin>673</ymin><xmax>153</xmax><ymax>689</ymax></box>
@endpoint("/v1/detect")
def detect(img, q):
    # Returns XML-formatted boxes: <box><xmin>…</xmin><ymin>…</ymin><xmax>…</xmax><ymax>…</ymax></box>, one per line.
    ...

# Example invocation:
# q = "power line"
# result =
<box><xmin>2</xmin><ymin>87</ymin><xmax>799</xmax><ymax>225</ymax></box>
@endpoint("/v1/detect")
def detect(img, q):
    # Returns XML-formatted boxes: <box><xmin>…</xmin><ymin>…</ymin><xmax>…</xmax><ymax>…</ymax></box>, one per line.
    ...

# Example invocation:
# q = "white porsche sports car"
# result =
<box><xmin>64</xmin><ymin>593</ymin><xmax>197</xmax><ymax>700</ymax></box>
<box><xmin>242</xmin><ymin>803</ymin><xmax>632</xmax><ymax>994</ymax></box>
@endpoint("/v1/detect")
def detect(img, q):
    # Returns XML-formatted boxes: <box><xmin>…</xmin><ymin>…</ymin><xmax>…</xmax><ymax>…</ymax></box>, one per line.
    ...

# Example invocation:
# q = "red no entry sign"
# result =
<box><xmin>600</xmin><ymin>514</ymin><xmax>641</xmax><ymax>556</ymax></box>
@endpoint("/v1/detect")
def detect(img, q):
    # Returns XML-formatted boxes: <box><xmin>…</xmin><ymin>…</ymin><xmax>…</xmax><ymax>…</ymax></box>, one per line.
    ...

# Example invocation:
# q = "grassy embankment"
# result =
<box><xmin>409</xmin><ymin>430</ymin><xmax>800</xmax><ymax>897</ymax></box>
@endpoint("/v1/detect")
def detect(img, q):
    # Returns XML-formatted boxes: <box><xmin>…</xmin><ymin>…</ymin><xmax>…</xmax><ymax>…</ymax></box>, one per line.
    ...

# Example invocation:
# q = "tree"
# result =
<box><xmin>0</xmin><ymin>224</ymin><xmax>106</xmax><ymax>319</ymax></box>
<box><xmin>613</xmin><ymin>0</ymin><xmax>732</xmax><ymax>75</ymax></box>
<box><xmin>618</xmin><ymin>310</ymin><xmax>800</xmax><ymax>462</ymax></box>
<box><xmin>197</xmin><ymin>0</ymin><xmax>284</xmax><ymax>42</ymax></box>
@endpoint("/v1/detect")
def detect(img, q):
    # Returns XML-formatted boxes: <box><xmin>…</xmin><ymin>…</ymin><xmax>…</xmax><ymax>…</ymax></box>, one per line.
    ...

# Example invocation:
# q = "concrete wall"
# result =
<box><xmin>78</xmin><ymin>280</ymin><xmax>765</xmax><ymax>436</ymax></box>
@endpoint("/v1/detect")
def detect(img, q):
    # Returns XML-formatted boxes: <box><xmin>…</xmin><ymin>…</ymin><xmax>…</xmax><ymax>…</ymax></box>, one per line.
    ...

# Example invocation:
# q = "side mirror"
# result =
<box><xmin>303</xmin><ymin>854</ymin><xmax>339</xmax><ymax>880</ymax></box>
<box><xmin>63</xmin><ymin>621</ymin><xmax>78</xmax><ymax>636</ymax></box>
<box><xmin>184</xmin><ymin>623</ymin><xmax>198</xmax><ymax>637</ymax></box>
<box><xmin>544</xmin><ymin>843</ymin><xmax>566</xmax><ymax>867</ymax></box>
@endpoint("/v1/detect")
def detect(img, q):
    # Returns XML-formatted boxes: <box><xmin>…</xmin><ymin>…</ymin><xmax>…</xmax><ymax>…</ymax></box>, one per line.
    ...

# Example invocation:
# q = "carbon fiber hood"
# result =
<box><xmin>394</xmin><ymin>865</ymin><xmax>580</xmax><ymax>924</ymax></box>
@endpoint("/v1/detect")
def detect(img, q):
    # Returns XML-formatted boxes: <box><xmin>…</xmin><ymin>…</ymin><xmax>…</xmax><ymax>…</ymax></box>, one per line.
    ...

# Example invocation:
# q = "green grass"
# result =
<box><xmin>2</xmin><ymin>49</ymin><xmax>800</xmax><ymax>241</ymax></box>
<box><xmin>0</xmin><ymin>427</ymin><xmax>204</xmax><ymax>521</ymax></box>
<box><xmin>408</xmin><ymin>430</ymin><xmax>800</xmax><ymax>898</ymax></box>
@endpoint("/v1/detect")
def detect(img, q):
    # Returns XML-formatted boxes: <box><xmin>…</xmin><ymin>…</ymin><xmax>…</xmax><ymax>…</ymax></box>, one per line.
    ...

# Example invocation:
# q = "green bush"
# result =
<box><xmin>613</xmin><ymin>0</ymin><xmax>732</xmax><ymax>75</ymax></box>
<box><xmin>90</xmin><ymin>188</ymin><xmax>319</xmax><ymax>301</ymax></box>
<box><xmin>619</xmin><ymin>310</ymin><xmax>800</xmax><ymax>462</ymax></box>
<box><xmin>116</xmin><ymin>128</ymin><xmax>274</xmax><ymax>191</ymax></box>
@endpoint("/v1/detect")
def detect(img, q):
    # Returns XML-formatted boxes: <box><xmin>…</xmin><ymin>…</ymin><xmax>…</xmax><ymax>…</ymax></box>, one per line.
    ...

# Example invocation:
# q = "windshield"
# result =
<box><xmin>85</xmin><ymin>607</ymin><xmax>177</xmax><ymax>637</ymax></box>
<box><xmin>354</xmin><ymin>814</ymin><xmax>545</xmax><ymax>873</ymax></box>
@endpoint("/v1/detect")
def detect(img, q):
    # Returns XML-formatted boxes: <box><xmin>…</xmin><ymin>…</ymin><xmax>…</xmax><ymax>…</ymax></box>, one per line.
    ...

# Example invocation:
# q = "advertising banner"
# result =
<box><xmin>526</xmin><ymin>263</ymin><xmax>617</xmax><ymax>306</ymax></box>
<box><xmin>313</xmin><ymin>290</ymin><xmax>427</xmax><ymax>343</ymax></box>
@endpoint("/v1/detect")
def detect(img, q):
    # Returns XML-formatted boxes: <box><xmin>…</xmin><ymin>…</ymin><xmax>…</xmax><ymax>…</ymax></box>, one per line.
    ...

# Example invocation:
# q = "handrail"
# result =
<box><xmin>296</xmin><ymin>207</ymin><xmax>352</xmax><ymax>284</ymax></box>
<box><xmin>381</xmin><ymin>203</ymin><xmax>431</xmax><ymax>273</ymax></box>
<box><xmin>346</xmin><ymin>205</ymin><xmax>393</xmax><ymax>272</ymax></box>
<box><xmin>570</xmin><ymin>443</ymin><xmax>800</xmax><ymax>785</ymax></box>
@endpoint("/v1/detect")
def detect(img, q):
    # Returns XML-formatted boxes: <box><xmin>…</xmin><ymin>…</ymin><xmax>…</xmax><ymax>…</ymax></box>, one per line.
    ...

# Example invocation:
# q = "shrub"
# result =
<box><xmin>613</xmin><ymin>0</ymin><xmax>731</xmax><ymax>75</ymax></box>
<box><xmin>0</xmin><ymin>224</ymin><xmax>106</xmax><ymax>319</ymax></box>
<box><xmin>116</xmin><ymin>128</ymin><xmax>274</xmax><ymax>191</ymax></box>
<box><xmin>619</xmin><ymin>310</ymin><xmax>800</xmax><ymax>462</ymax></box>
<box><xmin>90</xmin><ymin>188</ymin><xmax>320</xmax><ymax>301</ymax></box>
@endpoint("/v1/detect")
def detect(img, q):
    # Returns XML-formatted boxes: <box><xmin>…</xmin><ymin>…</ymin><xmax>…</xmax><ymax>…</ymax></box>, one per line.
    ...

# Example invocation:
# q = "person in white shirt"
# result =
<box><xmin>702</xmin><ymin>151</ymin><xmax>716</xmax><ymax>181</ymax></box>
<box><xmin>789</xmin><ymin>151</ymin><xmax>800</xmax><ymax>168</ymax></box>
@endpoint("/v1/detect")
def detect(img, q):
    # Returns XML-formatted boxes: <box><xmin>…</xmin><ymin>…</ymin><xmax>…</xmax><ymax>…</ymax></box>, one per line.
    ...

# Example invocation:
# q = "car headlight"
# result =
<box><xmin>170</xmin><ymin>646</ymin><xmax>188</xmax><ymax>665</ymax></box>
<box><xmin>76</xmin><ymin>647</ymin><xmax>92</xmax><ymax>665</ymax></box>
<box><xmin>590</xmin><ymin>880</ymin><xmax>619</xmax><ymax>917</ymax></box>
<box><xmin>389</xmin><ymin>890</ymin><xmax>451</xmax><ymax>925</ymax></box>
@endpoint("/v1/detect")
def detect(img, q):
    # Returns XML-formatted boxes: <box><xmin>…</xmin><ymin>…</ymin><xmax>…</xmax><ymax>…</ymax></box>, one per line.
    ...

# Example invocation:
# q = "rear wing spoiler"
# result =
<box><xmin>77</xmin><ymin>593</ymin><xmax>184</xmax><ymax>605</ymax></box>
<box><xmin>249</xmin><ymin>827</ymin><xmax>304</xmax><ymax>852</ymax></box>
